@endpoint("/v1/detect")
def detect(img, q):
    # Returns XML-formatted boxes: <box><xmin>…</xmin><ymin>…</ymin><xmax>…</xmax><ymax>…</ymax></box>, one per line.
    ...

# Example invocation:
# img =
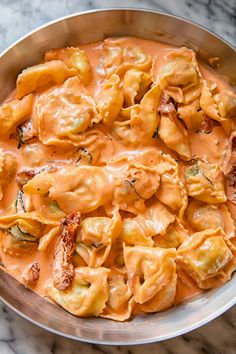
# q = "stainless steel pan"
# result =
<box><xmin>0</xmin><ymin>8</ymin><xmax>235</xmax><ymax>345</ymax></box>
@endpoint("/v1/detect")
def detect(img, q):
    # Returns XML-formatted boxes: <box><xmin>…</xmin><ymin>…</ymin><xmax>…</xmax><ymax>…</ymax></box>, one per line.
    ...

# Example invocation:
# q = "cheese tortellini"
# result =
<box><xmin>200</xmin><ymin>81</ymin><xmax>236</xmax><ymax>135</ymax></box>
<box><xmin>158</xmin><ymin>94</ymin><xmax>191</xmax><ymax>160</ymax></box>
<box><xmin>0</xmin><ymin>37</ymin><xmax>236</xmax><ymax>323</ymax></box>
<box><xmin>34</xmin><ymin>77</ymin><xmax>101</xmax><ymax>146</ymax></box>
<box><xmin>123</xmin><ymin>69</ymin><xmax>152</xmax><ymax>106</ymax></box>
<box><xmin>98</xmin><ymin>38</ymin><xmax>152</xmax><ymax>78</ymax></box>
<box><xmin>124</xmin><ymin>245</ymin><xmax>177</xmax><ymax>311</ymax></box>
<box><xmin>75</xmin><ymin>209</ymin><xmax>122</xmax><ymax>267</ymax></box>
<box><xmin>0</xmin><ymin>151</ymin><xmax>17</xmax><ymax>200</ymax></box>
<box><xmin>0</xmin><ymin>94</ymin><xmax>33</xmax><ymax>136</ymax></box>
<box><xmin>185</xmin><ymin>160</ymin><xmax>227</xmax><ymax>203</ymax></box>
<box><xmin>177</xmin><ymin>228</ymin><xmax>235</xmax><ymax>289</ymax></box>
<box><xmin>154</xmin><ymin>47</ymin><xmax>202</xmax><ymax>104</ymax></box>
<box><xmin>155</xmin><ymin>166</ymin><xmax>188</xmax><ymax>221</ymax></box>
<box><xmin>120</xmin><ymin>201</ymin><xmax>175</xmax><ymax>246</ymax></box>
<box><xmin>178</xmin><ymin>98</ymin><xmax>205</xmax><ymax>132</ymax></box>
<box><xmin>186</xmin><ymin>200</ymin><xmax>235</xmax><ymax>239</ymax></box>
<box><xmin>95</xmin><ymin>74</ymin><xmax>124</xmax><ymax>126</ymax></box>
<box><xmin>16</xmin><ymin>60</ymin><xmax>77</xmax><ymax>99</ymax></box>
<box><xmin>48</xmin><ymin>267</ymin><xmax>110</xmax><ymax>316</ymax></box>
<box><xmin>23</xmin><ymin>166</ymin><xmax>114</xmax><ymax>213</ymax></box>
<box><xmin>45</xmin><ymin>47</ymin><xmax>92</xmax><ymax>85</ymax></box>
<box><xmin>101</xmin><ymin>268</ymin><xmax>134</xmax><ymax>321</ymax></box>
<box><xmin>113</xmin><ymin>84</ymin><xmax>161</xmax><ymax>146</ymax></box>
<box><xmin>154</xmin><ymin>221</ymin><xmax>188</xmax><ymax>249</ymax></box>
<box><xmin>0</xmin><ymin>211</ymin><xmax>58</xmax><ymax>256</ymax></box>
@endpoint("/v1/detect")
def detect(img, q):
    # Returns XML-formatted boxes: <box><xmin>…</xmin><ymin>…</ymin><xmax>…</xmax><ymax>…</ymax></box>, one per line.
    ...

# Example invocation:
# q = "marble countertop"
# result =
<box><xmin>0</xmin><ymin>0</ymin><xmax>236</xmax><ymax>353</ymax></box>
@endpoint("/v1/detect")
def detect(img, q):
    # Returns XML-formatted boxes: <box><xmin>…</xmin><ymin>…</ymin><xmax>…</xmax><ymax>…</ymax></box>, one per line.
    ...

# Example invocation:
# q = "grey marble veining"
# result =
<box><xmin>0</xmin><ymin>1</ymin><xmax>236</xmax><ymax>354</ymax></box>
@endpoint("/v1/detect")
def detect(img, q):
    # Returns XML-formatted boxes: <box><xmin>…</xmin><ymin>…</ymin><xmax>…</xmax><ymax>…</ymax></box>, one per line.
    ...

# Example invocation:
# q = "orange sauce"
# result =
<box><xmin>0</xmin><ymin>37</ymin><xmax>234</xmax><ymax>310</ymax></box>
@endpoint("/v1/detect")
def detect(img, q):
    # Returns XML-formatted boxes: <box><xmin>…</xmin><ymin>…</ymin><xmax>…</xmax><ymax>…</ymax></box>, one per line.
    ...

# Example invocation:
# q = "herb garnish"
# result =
<box><xmin>15</xmin><ymin>123</ymin><xmax>34</xmax><ymax>149</ymax></box>
<box><xmin>152</xmin><ymin>128</ymin><xmax>158</xmax><ymax>139</ymax></box>
<box><xmin>76</xmin><ymin>147</ymin><xmax>93</xmax><ymax>165</ymax></box>
<box><xmin>125</xmin><ymin>179</ymin><xmax>145</xmax><ymax>199</ymax></box>
<box><xmin>15</xmin><ymin>190</ymin><xmax>26</xmax><ymax>213</ymax></box>
<box><xmin>187</xmin><ymin>161</ymin><xmax>213</xmax><ymax>185</ymax></box>
<box><xmin>6</xmin><ymin>225</ymin><xmax>37</xmax><ymax>243</ymax></box>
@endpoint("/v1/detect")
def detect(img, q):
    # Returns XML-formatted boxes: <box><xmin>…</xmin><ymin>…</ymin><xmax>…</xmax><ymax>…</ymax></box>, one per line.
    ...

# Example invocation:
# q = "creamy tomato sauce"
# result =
<box><xmin>0</xmin><ymin>37</ymin><xmax>235</xmax><ymax>321</ymax></box>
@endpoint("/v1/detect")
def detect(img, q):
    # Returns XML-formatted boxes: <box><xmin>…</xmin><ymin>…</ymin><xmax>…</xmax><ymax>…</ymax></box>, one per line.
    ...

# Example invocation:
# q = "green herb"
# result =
<box><xmin>187</xmin><ymin>162</ymin><xmax>213</xmax><ymax>185</ymax></box>
<box><xmin>125</xmin><ymin>179</ymin><xmax>144</xmax><ymax>200</ymax></box>
<box><xmin>15</xmin><ymin>125</ymin><xmax>33</xmax><ymax>149</ymax></box>
<box><xmin>187</xmin><ymin>165</ymin><xmax>199</xmax><ymax>176</ymax></box>
<box><xmin>7</xmin><ymin>225</ymin><xmax>38</xmax><ymax>243</ymax></box>
<box><xmin>201</xmin><ymin>172</ymin><xmax>213</xmax><ymax>185</ymax></box>
<box><xmin>15</xmin><ymin>190</ymin><xmax>26</xmax><ymax>213</ymax></box>
<box><xmin>76</xmin><ymin>147</ymin><xmax>93</xmax><ymax>165</ymax></box>
<box><xmin>92</xmin><ymin>242</ymin><xmax>104</xmax><ymax>248</ymax></box>
<box><xmin>196</xmin><ymin>129</ymin><xmax>212</xmax><ymax>134</ymax></box>
<box><xmin>152</xmin><ymin>128</ymin><xmax>158</xmax><ymax>139</ymax></box>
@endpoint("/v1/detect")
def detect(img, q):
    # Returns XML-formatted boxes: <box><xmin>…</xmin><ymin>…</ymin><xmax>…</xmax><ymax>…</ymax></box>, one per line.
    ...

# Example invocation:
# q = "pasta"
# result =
<box><xmin>177</xmin><ymin>228</ymin><xmax>236</xmax><ymax>289</ymax></box>
<box><xmin>200</xmin><ymin>81</ymin><xmax>236</xmax><ymax>135</ymax></box>
<box><xmin>120</xmin><ymin>201</ymin><xmax>175</xmax><ymax>246</ymax></box>
<box><xmin>45</xmin><ymin>47</ymin><xmax>92</xmax><ymax>85</ymax></box>
<box><xmin>124</xmin><ymin>245</ymin><xmax>177</xmax><ymax>310</ymax></box>
<box><xmin>0</xmin><ymin>37</ymin><xmax>235</xmax><ymax>321</ymax></box>
<box><xmin>16</xmin><ymin>61</ymin><xmax>77</xmax><ymax>99</ymax></box>
<box><xmin>0</xmin><ymin>95</ymin><xmax>33</xmax><ymax>136</ymax></box>
<box><xmin>35</xmin><ymin>77</ymin><xmax>101</xmax><ymax>146</ymax></box>
<box><xmin>95</xmin><ymin>74</ymin><xmax>124</xmax><ymax>126</ymax></box>
<box><xmin>185</xmin><ymin>160</ymin><xmax>227</xmax><ymax>203</ymax></box>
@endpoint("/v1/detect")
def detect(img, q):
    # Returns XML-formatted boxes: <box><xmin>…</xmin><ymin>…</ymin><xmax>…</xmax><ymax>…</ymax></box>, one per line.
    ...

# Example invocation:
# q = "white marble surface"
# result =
<box><xmin>0</xmin><ymin>0</ymin><xmax>236</xmax><ymax>353</ymax></box>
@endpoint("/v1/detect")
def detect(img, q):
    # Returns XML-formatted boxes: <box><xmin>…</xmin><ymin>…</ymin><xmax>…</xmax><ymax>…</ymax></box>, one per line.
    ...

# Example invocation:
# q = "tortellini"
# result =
<box><xmin>113</xmin><ymin>84</ymin><xmax>161</xmax><ymax>146</ymax></box>
<box><xmin>0</xmin><ymin>211</ymin><xmax>58</xmax><ymax>256</ymax></box>
<box><xmin>200</xmin><ymin>81</ymin><xmax>236</xmax><ymax>135</ymax></box>
<box><xmin>107</xmin><ymin>150</ymin><xmax>162</xmax><ymax>214</ymax></box>
<box><xmin>0</xmin><ymin>229</ymin><xmax>37</xmax><ymax>256</ymax></box>
<box><xmin>0</xmin><ymin>94</ymin><xmax>33</xmax><ymax>136</ymax></box>
<box><xmin>95</xmin><ymin>74</ymin><xmax>124</xmax><ymax>125</ymax></box>
<box><xmin>123</xmin><ymin>69</ymin><xmax>152</xmax><ymax>106</ymax></box>
<box><xmin>1</xmin><ymin>37</ymin><xmax>236</xmax><ymax>323</ymax></box>
<box><xmin>34</xmin><ymin>77</ymin><xmax>101</xmax><ymax>146</ymax></box>
<box><xmin>158</xmin><ymin>94</ymin><xmax>191</xmax><ymax>160</ymax></box>
<box><xmin>0</xmin><ymin>152</ymin><xmax>17</xmax><ymax>200</ymax></box>
<box><xmin>177</xmin><ymin>228</ymin><xmax>235</xmax><ymax>289</ymax></box>
<box><xmin>98</xmin><ymin>38</ymin><xmax>152</xmax><ymax>78</ymax></box>
<box><xmin>186</xmin><ymin>200</ymin><xmax>235</xmax><ymax>239</ymax></box>
<box><xmin>77</xmin><ymin>208</ymin><xmax>122</xmax><ymax>246</ymax></box>
<box><xmin>45</xmin><ymin>47</ymin><xmax>92</xmax><ymax>85</ymax></box>
<box><xmin>101</xmin><ymin>268</ymin><xmax>134</xmax><ymax>321</ymax></box>
<box><xmin>47</xmin><ymin>267</ymin><xmax>110</xmax><ymax>316</ymax></box>
<box><xmin>75</xmin><ymin>209</ymin><xmax>122</xmax><ymax>267</ymax></box>
<box><xmin>24</xmin><ymin>166</ymin><xmax>114</xmax><ymax>214</ymax></box>
<box><xmin>155</xmin><ymin>168</ymin><xmax>188</xmax><ymax>220</ymax></box>
<box><xmin>73</xmin><ymin>129</ymin><xmax>114</xmax><ymax>166</ymax></box>
<box><xmin>74</xmin><ymin>243</ymin><xmax>111</xmax><ymax>268</ymax></box>
<box><xmin>0</xmin><ymin>211</ymin><xmax>58</xmax><ymax>235</ymax></box>
<box><xmin>120</xmin><ymin>201</ymin><xmax>175</xmax><ymax>246</ymax></box>
<box><xmin>154</xmin><ymin>221</ymin><xmax>188</xmax><ymax>249</ymax></box>
<box><xmin>185</xmin><ymin>160</ymin><xmax>227</xmax><ymax>203</ymax></box>
<box><xmin>124</xmin><ymin>245</ymin><xmax>177</xmax><ymax>311</ymax></box>
<box><xmin>214</xmin><ymin>91</ymin><xmax>236</xmax><ymax>118</ymax></box>
<box><xmin>221</xmin><ymin>132</ymin><xmax>236</xmax><ymax>204</ymax></box>
<box><xmin>16</xmin><ymin>61</ymin><xmax>77</xmax><ymax>99</ymax></box>
<box><xmin>178</xmin><ymin>98</ymin><xmax>205</xmax><ymax>132</ymax></box>
<box><xmin>22</xmin><ymin>129</ymin><xmax>113</xmax><ymax>167</ymax></box>
<box><xmin>154</xmin><ymin>47</ymin><xmax>202</xmax><ymax>104</ymax></box>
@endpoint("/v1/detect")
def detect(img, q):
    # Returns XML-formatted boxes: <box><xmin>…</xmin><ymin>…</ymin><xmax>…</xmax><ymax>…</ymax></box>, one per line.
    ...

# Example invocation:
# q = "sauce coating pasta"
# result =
<box><xmin>0</xmin><ymin>37</ymin><xmax>235</xmax><ymax>321</ymax></box>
